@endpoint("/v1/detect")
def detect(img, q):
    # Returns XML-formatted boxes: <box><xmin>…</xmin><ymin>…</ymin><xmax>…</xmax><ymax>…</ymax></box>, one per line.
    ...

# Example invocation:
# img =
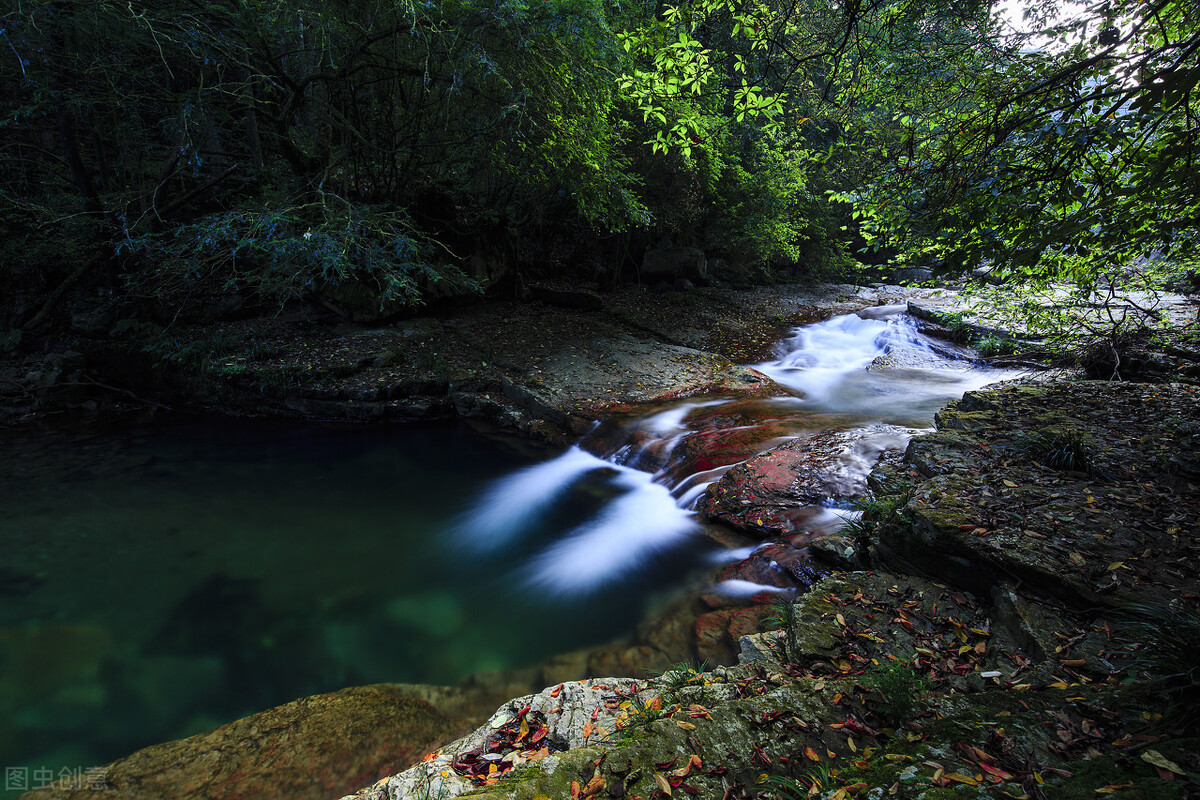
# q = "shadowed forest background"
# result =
<box><xmin>1</xmin><ymin>0</ymin><xmax>1197</xmax><ymax>341</ymax></box>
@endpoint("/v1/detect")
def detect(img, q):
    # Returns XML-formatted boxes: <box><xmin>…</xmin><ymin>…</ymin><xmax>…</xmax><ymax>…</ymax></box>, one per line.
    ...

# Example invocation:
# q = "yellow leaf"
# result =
<box><xmin>943</xmin><ymin>773</ymin><xmax>979</xmax><ymax>786</ymax></box>
<box><xmin>1141</xmin><ymin>750</ymin><xmax>1186</xmax><ymax>775</ymax></box>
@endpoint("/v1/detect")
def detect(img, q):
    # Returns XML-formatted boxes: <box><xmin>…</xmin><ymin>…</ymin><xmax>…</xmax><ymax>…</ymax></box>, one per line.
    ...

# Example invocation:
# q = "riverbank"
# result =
<box><xmin>3</xmin><ymin>282</ymin><xmax>932</xmax><ymax>440</ymax></box>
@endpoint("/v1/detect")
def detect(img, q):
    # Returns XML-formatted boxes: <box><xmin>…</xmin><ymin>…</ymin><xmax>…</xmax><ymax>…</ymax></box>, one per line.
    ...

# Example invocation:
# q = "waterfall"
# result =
<box><xmin>454</xmin><ymin>306</ymin><xmax>1020</xmax><ymax>597</ymax></box>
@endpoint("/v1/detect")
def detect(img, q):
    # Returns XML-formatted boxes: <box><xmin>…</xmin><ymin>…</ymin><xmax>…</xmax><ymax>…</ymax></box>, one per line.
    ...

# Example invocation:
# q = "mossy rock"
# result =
<box><xmin>23</xmin><ymin>686</ymin><xmax>466</xmax><ymax>800</ymax></box>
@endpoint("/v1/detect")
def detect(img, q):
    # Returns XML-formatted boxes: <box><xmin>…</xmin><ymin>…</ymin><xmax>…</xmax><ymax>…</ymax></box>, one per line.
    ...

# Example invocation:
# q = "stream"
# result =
<box><xmin>454</xmin><ymin>306</ymin><xmax>1017</xmax><ymax>597</ymax></box>
<box><xmin>0</xmin><ymin>305</ymin><xmax>1018</xmax><ymax>795</ymax></box>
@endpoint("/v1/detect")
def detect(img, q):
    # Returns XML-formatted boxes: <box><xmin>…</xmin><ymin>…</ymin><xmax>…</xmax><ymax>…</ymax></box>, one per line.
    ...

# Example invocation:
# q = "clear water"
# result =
<box><xmin>0</xmin><ymin>416</ymin><xmax>705</xmax><ymax>794</ymax></box>
<box><xmin>0</xmin><ymin>308</ymin><xmax>1021</xmax><ymax>796</ymax></box>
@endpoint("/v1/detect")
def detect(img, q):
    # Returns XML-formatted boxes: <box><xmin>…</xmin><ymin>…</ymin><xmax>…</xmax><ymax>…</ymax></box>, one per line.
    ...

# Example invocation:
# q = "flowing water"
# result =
<box><xmin>456</xmin><ymin>306</ymin><xmax>1020</xmax><ymax>597</ymax></box>
<box><xmin>0</xmin><ymin>306</ymin><xmax>1018</xmax><ymax>795</ymax></box>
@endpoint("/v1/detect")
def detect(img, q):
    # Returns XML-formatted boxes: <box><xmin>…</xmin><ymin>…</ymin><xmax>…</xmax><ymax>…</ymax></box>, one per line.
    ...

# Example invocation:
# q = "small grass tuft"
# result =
<box><xmin>862</xmin><ymin>660</ymin><xmax>927</xmax><ymax>729</ymax></box>
<box><xmin>1114</xmin><ymin>602</ymin><xmax>1200</xmax><ymax>732</ymax></box>
<box><xmin>1014</xmin><ymin>427</ymin><xmax>1096</xmax><ymax>475</ymax></box>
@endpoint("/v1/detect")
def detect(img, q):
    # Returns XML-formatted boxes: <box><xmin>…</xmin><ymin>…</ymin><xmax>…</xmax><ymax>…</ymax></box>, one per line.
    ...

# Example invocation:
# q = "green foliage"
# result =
<box><xmin>862</xmin><ymin>660</ymin><xmax>927</xmax><ymax>729</ymax></box>
<box><xmin>763</xmin><ymin>770</ymin><xmax>829</xmax><ymax>799</ymax></box>
<box><xmin>614</xmin><ymin>693</ymin><xmax>667</xmax><ymax>740</ymax></box>
<box><xmin>974</xmin><ymin>334</ymin><xmax>1016</xmax><ymax>358</ymax></box>
<box><xmin>654</xmin><ymin>659</ymin><xmax>711</xmax><ymax>697</ymax></box>
<box><xmin>119</xmin><ymin>199</ymin><xmax>465</xmax><ymax>313</ymax></box>
<box><xmin>1115</xmin><ymin>603</ymin><xmax>1200</xmax><ymax>732</ymax></box>
<box><xmin>963</xmin><ymin>262</ymin><xmax>1185</xmax><ymax>377</ymax></box>
<box><xmin>841</xmin><ymin>484</ymin><xmax>913</xmax><ymax>549</ymax></box>
<box><xmin>1013</xmin><ymin>427</ymin><xmax>1096</xmax><ymax>475</ymax></box>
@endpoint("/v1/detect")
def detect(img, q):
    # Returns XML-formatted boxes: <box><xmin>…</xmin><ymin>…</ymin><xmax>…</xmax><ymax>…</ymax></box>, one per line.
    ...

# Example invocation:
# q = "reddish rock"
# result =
<box><xmin>695</xmin><ymin>606</ymin><xmax>773</xmax><ymax>665</ymax></box>
<box><xmin>699</xmin><ymin>426</ymin><xmax>910</xmax><ymax>535</ymax></box>
<box><xmin>702</xmin><ymin>538</ymin><xmax>826</xmax><ymax>608</ymax></box>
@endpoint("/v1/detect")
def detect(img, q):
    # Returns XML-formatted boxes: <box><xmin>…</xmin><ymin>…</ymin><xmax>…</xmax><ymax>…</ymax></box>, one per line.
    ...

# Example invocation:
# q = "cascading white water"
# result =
<box><xmin>756</xmin><ymin>305</ymin><xmax>1016</xmax><ymax>424</ymax></box>
<box><xmin>454</xmin><ymin>306</ymin><xmax>1021</xmax><ymax>597</ymax></box>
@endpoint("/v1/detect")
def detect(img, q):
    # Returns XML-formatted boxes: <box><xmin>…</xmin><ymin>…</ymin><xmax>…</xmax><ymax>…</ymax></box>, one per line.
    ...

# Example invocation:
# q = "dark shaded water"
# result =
<box><xmin>0</xmin><ymin>416</ymin><xmax>705</xmax><ymax>795</ymax></box>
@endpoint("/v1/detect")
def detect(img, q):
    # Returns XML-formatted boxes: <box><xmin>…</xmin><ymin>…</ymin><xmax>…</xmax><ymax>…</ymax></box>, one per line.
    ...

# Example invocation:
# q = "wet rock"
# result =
<box><xmin>24</xmin><ymin>686</ymin><xmax>467</xmax><ymax>800</ymax></box>
<box><xmin>694</xmin><ymin>605</ymin><xmax>772</xmax><ymax>664</ymax></box>
<box><xmin>809</xmin><ymin>534</ymin><xmax>868</xmax><ymax>570</ymax></box>
<box><xmin>699</xmin><ymin>426</ymin><xmax>912</xmax><ymax>535</ymax></box>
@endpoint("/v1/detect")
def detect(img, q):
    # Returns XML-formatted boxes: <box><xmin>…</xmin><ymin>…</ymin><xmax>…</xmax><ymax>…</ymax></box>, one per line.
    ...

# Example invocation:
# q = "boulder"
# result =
<box><xmin>23</xmin><ymin>686</ymin><xmax>468</xmax><ymax>800</ymax></box>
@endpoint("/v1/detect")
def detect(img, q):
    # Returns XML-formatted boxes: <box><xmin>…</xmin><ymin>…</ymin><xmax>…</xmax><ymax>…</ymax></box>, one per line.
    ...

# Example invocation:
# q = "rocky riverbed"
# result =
<box><xmin>17</xmin><ymin>281</ymin><xmax>1200</xmax><ymax>800</ymax></box>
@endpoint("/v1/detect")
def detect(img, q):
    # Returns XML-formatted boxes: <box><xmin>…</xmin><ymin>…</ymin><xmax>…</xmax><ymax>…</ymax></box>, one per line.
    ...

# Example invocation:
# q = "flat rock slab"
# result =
<box><xmin>21</xmin><ymin>686</ymin><xmax>469</xmax><ymax>800</ymax></box>
<box><xmin>879</xmin><ymin>381</ymin><xmax>1200</xmax><ymax>609</ymax></box>
<box><xmin>140</xmin><ymin>283</ymin><xmax>937</xmax><ymax>441</ymax></box>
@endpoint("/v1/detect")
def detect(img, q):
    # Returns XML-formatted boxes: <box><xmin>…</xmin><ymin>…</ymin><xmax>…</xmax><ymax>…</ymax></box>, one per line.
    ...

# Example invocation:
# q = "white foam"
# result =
<box><xmin>524</xmin><ymin>465</ymin><xmax>699</xmax><ymax>594</ymax></box>
<box><xmin>452</xmin><ymin>446</ymin><xmax>604</xmax><ymax>552</ymax></box>
<box><xmin>709</xmin><ymin>579</ymin><xmax>793</xmax><ymax>597</ymax></box>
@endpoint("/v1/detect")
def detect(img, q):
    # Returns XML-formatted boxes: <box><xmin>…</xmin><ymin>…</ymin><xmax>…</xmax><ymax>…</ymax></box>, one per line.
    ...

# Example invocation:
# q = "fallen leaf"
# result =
<box><xmin>673</xmin><ymin>755</ymin><xmax>703</xmax><ymax>778</ymax></box>
<box><xmin>942</xmin><ymin>773</ymin><xmax>979</xmax><ymax>786</ymax></box>
<box><xmin>1141</xmin><ymin>750</ymin><xmax>1186</xmax><ymax>775</ymax></box>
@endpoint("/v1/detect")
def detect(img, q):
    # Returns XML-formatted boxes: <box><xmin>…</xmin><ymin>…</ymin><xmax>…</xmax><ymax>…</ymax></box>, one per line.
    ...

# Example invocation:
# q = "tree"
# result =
<box><xmin>623</xmin><ymin>0</ymin><xmax>1200</xmax><ymax>284</ymax></box>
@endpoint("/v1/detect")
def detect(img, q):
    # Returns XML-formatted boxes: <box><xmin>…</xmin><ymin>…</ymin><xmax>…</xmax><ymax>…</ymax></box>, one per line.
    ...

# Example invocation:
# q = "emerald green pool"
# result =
<box><xmin>0</xmin><ymin>415</ymin><xmax>703</xmax><ymax>796</ymax></box>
